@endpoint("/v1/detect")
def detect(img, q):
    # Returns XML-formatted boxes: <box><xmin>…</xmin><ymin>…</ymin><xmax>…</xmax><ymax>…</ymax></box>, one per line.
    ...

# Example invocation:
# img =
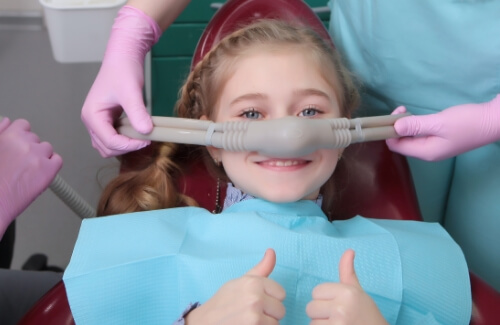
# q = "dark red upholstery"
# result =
<box><xmin>18</xmin><ymin>0</ymin><xmax>499</xmax><ymax>324</ymax></box>
<box><xmin>192</xmin><ymin>0</ymin><xmax>332</xmax><ymax>68</ymax></box>
<box><xmin>19</xmin><ymin>281</ymin><xmax>74</xmax><ymax>325</ymax></box>
<box><xmin>333</xmin><ymin>143</ymin><xmax>422</xmax><ymax>221</ymax></box>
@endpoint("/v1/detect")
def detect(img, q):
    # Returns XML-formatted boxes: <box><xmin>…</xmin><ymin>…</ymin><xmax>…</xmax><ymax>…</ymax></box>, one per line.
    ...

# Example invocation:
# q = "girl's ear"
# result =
<box><xmin>200</xmin><ymin>115</ymin><xmax>222</xmax><ymax>164</ymax></box>
<box><xmin>207</xmin><ymin>146</ymin><xmax>222</xmax><ymax>165</ymax></box>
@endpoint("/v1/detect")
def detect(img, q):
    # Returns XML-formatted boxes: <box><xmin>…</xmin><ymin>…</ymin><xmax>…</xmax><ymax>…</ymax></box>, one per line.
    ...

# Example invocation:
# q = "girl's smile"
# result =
<box><xmin>256</xmin><ymin>158</ymin><xmax>311</xmax><ymax>169</ymax></box>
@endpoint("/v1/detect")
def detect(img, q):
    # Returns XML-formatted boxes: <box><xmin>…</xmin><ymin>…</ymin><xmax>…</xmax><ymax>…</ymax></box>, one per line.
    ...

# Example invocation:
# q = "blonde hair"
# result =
<box><xmin>98</xmin><ymin>19</ymin><xmax>360</xmax><ymax>219</ymax></box>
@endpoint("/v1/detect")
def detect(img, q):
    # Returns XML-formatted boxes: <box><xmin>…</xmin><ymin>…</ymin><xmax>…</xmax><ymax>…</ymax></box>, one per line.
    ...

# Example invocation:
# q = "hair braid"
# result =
<box><xmin>97</xmin><ymin>142</ymin><xmax>197</xmax><ymax>216</ymax></box>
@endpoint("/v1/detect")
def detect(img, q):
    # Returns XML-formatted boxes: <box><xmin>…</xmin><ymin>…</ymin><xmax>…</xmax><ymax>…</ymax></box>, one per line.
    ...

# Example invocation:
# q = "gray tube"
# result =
<box><xmin>118</xmin><ymin>113</ymin><xmax>409</xmax><ymax>158</ymax></box>
<box><xmin>49</xmin><ymin>175</ymin><xmax>96</xmax><ymax>219</ymax></box>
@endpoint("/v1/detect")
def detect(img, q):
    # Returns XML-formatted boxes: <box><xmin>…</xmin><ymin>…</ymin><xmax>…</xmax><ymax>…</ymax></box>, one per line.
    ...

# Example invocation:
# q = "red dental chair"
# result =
<box><xmin>19</xmin><ymin>1</ymin><xmax>500</xmax><ymax>324</ymax></box>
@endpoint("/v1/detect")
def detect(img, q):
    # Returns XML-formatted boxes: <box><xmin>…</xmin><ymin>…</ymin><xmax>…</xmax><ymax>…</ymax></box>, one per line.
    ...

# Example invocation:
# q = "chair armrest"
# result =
<box><xmin>18</xmin><ymin>281</ymin><xmax>74</xmax><ymax>325</ymax></box>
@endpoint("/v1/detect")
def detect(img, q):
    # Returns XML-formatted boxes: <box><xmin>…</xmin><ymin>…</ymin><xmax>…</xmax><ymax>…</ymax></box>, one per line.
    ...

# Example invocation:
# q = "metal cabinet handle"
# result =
<box><xmin>210</xmin><ymin>3</ymin><xmax>331</xmax><ymax>14</ymax></box>
<box><xmin>312</xmin><ymin>6</ymin><xmax>330</xmax><ymax>14</ymax></box>
<box><xmin>210</xmin><ymin>2</ymin><xmax>224</xmax><ymax>10</ymax></box>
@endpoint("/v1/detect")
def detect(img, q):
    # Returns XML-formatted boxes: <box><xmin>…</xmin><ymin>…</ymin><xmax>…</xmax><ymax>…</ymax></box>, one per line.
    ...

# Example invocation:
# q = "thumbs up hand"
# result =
<box><xmin>306</xmin><ymin>249</ymin><xmax>388</xmax><ymax>325</ymax></box>
<box><xmin>186</xmin><ymin>248</ymin><xmax>286</xmax><ymax>325</ymax></box>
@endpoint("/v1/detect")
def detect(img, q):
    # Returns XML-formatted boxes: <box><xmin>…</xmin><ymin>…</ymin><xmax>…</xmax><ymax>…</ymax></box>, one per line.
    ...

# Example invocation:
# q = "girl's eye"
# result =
<box><xmin>299</xmin><ymin>106</ymin><xmax>320</xmax><ymax>117</ymax></box>
<box><xmin>241</xmin><ymin>109</ymin><xmax>262</xmax><ymax>119</ymax></box>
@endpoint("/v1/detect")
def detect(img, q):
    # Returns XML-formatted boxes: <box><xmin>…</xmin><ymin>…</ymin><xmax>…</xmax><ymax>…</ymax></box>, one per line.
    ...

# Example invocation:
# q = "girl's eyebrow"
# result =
<box><xmin>229</xmin><ymin>88</ymin><xmax>332</xmax><ymax>106</ymax></box>
<box><xmin>230</xmin><ymin>93</ymin><xmax>267</xmax><ymax>106</ymax></box>
<box><xmin>293</xmin><ymin>88</ymin><xmax>332</xmax><ymax>101</ymax></box>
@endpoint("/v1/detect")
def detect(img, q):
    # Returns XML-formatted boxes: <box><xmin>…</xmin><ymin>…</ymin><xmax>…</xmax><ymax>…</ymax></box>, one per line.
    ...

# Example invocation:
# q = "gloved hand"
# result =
<box><xmin>386</xmin><ymin>94</ymin><xmax>500</xmax><ymax>161</ymax></box>
<box><xmin>81</xmin><ymin>5</ymin><xmax>162</xmax><ymax>158</ymax></box>
<box><xmin>0</xmin><ymin>118</ymin><xmax>63</xmax><ymax>238</ymax></box>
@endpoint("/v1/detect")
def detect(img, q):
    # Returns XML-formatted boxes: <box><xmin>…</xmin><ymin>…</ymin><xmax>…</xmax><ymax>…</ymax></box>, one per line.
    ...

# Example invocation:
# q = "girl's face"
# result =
<box><xmin>209</xmin><ymin>49</ymin><xmax>342</xmax><ymax>202</ymax></box>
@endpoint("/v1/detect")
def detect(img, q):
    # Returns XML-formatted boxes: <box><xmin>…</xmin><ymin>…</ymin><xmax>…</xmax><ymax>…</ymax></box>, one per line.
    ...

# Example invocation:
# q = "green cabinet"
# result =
<box><xmin>151</xmin><ymin>0</ymin><xmax>330</xmax><ymax>117</ymax></box>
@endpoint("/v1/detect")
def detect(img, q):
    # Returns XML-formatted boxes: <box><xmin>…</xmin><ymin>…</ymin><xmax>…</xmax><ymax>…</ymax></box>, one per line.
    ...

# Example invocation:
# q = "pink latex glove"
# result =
<box><xmin>81</xmin><ymin>5</ymin><xmax>162</xmax><ymax>158</ymax></box>
<box><xmin>386</xmin><ymin>94</ymin><xmax>500</xmax><ymax>161</ymax></box>
<box><xmin>0</xmin><ymin>118</ymin><xmax>63</xmax><ymax>238</ymax></box>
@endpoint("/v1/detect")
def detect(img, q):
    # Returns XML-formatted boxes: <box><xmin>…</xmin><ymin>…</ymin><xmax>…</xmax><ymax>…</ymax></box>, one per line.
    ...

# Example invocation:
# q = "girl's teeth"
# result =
<box><xmin>274</xmin><ymin>160</ymin><xmax>299</xmax><ymax>166</ymax></box>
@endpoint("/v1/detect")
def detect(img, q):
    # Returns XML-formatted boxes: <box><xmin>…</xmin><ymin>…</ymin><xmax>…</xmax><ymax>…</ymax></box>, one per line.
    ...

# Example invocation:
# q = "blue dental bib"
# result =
<box><xmin>64</xmin><ymin>199</ymin><xmax>471</xmax><ymax>324</ymax></box>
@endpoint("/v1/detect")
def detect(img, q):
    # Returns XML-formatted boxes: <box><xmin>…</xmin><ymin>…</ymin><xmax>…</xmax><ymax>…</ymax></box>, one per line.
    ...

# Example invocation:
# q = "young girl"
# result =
<box><xmin>63</xmin><ymin>20</ymin><xmax>471</xmax><ymax>325</ymax></box>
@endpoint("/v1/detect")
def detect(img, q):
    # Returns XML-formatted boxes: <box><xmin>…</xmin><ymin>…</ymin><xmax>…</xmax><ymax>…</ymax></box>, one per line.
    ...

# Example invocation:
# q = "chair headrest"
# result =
<box><xmin>192</xmin><ymin>0</ymin><xmax>333</xmax><ymax>69</ymax></box>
